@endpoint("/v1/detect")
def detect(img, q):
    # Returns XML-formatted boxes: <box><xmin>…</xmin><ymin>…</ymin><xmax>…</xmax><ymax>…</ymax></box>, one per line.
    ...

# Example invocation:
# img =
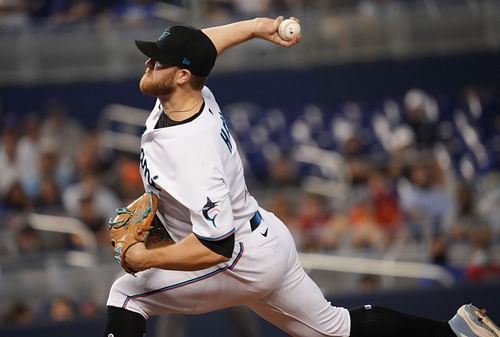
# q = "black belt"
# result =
<box><xmin>250</xmin><ymin>211</ymin><xmax>262</xmax><ymax>232</ymax></box>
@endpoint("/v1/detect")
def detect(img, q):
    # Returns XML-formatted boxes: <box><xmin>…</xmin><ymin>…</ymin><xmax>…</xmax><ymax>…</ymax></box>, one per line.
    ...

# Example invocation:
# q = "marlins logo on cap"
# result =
<box><xmin>158</xmin><ymin>30</ymin><xmax>171</xmax><ymax>40</ymax></box>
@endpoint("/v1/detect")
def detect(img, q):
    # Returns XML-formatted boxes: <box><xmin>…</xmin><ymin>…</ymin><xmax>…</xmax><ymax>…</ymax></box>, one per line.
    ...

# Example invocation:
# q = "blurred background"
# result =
<box><xmin>0</xmin><ymin>0</ymin><xmax>500</xmax><ymax>336</ymax></box>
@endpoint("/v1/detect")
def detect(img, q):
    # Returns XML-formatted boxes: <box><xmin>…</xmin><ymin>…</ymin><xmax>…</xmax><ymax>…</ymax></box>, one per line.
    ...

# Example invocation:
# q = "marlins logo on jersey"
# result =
<box><xmin>202</xmin><ymin>197</ymin><xmax>220</xmax><ymax>227</ymax></box>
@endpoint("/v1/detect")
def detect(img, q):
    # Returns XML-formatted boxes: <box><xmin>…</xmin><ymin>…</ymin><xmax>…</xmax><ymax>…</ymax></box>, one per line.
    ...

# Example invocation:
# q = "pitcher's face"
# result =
<box><xmin>139</xmin><ymin>58</ymin><xmax>178</xmax><ymax>96</ymax></box>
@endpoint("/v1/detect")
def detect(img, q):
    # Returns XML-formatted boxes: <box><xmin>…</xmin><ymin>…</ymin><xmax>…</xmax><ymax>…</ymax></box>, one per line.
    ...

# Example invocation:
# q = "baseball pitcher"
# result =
<box><xmin>103</xmin><ymin>16</ymin><xmax>499</xmax><ymax>337</ymax></box>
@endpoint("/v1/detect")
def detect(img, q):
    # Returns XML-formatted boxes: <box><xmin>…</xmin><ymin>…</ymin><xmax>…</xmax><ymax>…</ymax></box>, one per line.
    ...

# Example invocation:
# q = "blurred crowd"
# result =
<box><xmin>1</xmin><ymin>87</ymin><xmax>499</xmax><ymax>258</ymax></box>
<box><xmin>0</xmin><ymin>0</ymin><xmax>161</xmax><ymax>29</ymax></box>
<box><xmin>0</xmin><ymin>99</ymin><xmax>144</xmax><ymax>253</ymax></box>
<box><xmin>1</xmin><ymin>88</ymin><xmax>500</xmax><ymax>325</ymax></box>
<box><xmin>2</xmin><ymin>296</ymin><xmax>100</xmax><ymax>327</ymax></box>
<box><xmin>0</xmin><ymin>0</ymin><xmax>471</xmax><ymax>30</ymax></box>
<box><xmin>254</xmin><ymin>88</ymin><xmax>500</xmax><ymax>270</ymax></box>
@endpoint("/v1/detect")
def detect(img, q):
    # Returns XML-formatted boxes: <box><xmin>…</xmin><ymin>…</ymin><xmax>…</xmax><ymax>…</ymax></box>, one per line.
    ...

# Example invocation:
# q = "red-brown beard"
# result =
<box><xmin>139</xmin><ymin>69</ymin><xmax>175</xmax><ymax>97</ymax></box>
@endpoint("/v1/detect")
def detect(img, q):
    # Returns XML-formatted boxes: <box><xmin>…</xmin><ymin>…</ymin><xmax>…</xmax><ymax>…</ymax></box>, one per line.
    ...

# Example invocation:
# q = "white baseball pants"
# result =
<box><xmin>107</xmin><ymin>209</ymin><xmax>350</xmax><ymax>337</ymax></box>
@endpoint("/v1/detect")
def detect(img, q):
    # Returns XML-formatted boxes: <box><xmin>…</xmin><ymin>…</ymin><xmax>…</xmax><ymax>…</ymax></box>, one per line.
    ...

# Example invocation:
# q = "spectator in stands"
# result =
<box><xmin>111</xmin><ymin>0</ymin><xmax>156</xmax><ymax>26</ymax></box>
<box><xmin>77</xmin><ymin>193</ymin><xmax>108</xmax><ymax>245</ymax></box>
<box><xmin>72</xmin><ymin>131</ymin><xmax>109</xmax><ymax>181</ymax></box>
<box><xmin>347</xmin><ymin>190</ymin><xmax>385</xmax><ymax>250</ymax></box>
<box><xmin>403</xmin><ymin>89</ymin><xmax>439</xmax><ymax>150</ymax></box>
<box><xmin>45</xmin><ymin>0</ymin><xmax>114</xmax><ymax>25</ymax></box>
<box><xmin>63</xmin><ymin>170</ymin><xmax>119</xmax><ymax>217</ymax></box>
<box><xmin>358</xmin><ymin>274</ymin><xmax>380</xmax><ymax>293</ymax></box>
<box><xmin>33</xmin><ymin>176</ymin><xmax>64</xmax><ymax>214</ymax></box>
<box><xmin>449</xmin><ymin>181</ymin><xmax>479</xmax><ymax>242</ymax></box>
<box><xmin>429</xmin><ymin>236</ymin><xmax>449</xmax><ymax>266</ymax></box>
<box><xmin>47</xmin><ymin>296</ymin><xmax>77</xmax><ymax>322</ymax></box>
<box><xmin>232</xmin><ymin>0</ymin><xmax>270</xmax><ymax>16</ymax></box>
<box><xmin>399</xmin><ymin>157</ymin><xmax>453</xmax><ymax>241</ymax></box>
<box><xmin>40</xmin><ymin>99</ymin><xmax>84</xmax><ymax>170</ymax></box>
<box><xmin>17</xmin><ymin>114</ymin><xmax>42</xmax><ymax>198</ymax></box>
<box><xmin>15</xmin><ymin>225</ymin><xmax>44</xmax><ymax>254</ymax></box>
<box><xmin>476</xmin><ymin>177</ymin><xmax>500</xmax><ymax>242</ymax></box>
<box><xmin>62</xmin><ymin>170</ymin><xmax>119</xmax><ymax>245</ymax></box>
<box><xmin>367</xmin><ymin>169</ymin><xmax>402</xmax><ymax>244</ymax></box>
<box><xmin>52</xmin><ymin>0</ymin><xmax>96</xmax><ymax>24</ymax></box>
<box><xmin>264</xmin><ymin>191</ymin><xmax>302</xmax><ymax>246</ymax></box>
<box><xmin>296</xmin><ymin>192</ymin><xmax>332</xmax><ymax>251</ymax></box>
<box><xmin>0</xmin><ymin>182</ymin><xmax>32</xmax><ymax>254</ymax></box>
<box><xmin>3</xmin><ymin>301</ymin><xmax>33</xmax><ymax>325</ymax></box>
<box><xmin>340</xmin><ymin>133</ymin><xmax>372</xmax><ymax>191</ymax></box>
<box><xmin>419</xmin><ymin>236</ymin><xmax>467</xmax><ymax>287</ymax></box>
<box><xmin>24</xmin><ymin>144</ymin><xmax>72</xmax><ymax>207</ymax></box>
<box><xmin>0</xmin><ymin>0</ymin><xmax>30</xmax><ymax>30</ymax></box>
<box><xmin>114</xmin><ymin>156</ymin><xmax>144</xmax><ymax>203</ymax></box>
<box><xmin>465</xmin><ymin>227</ymin><xmax>500</xmax><ymax>283</ymax></box>
<box><xmin>205</xmin><ymin>0</ymin><xmax>234</xmax><ymax>20</ymax></box>
<box><xmin>268</xmin><ymin>153</ymin><xmax>298</xmax><ymax>186</ymax></box>
<box><xmin>2</xmin><ymin>181</ymin><xmax>31</xmax><ymax>213</ymax></box>
<box><xmin>0</xmin><ymin>128</ymin><xmax>21</xmax><ymax>197</ymax></box>
<box><xmin>232</xmin><ymin>0</ymin><xmax>290</xmax><ymax>17</ymax></box>
<box><xmin>78</xmin><ymin>300</ymin><xmax>99</xmax><ymax>318</ymax></box>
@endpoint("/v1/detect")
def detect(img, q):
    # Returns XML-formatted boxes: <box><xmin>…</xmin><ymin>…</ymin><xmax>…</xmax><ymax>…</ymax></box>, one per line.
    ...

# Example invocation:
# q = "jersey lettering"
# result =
<box><xmin>140</xmin><ymin>148</ymin><xmax>160</xmax><ymax>190</ymax></box>
<box><xmin>218</xmin><ymin>111</ymin><xmax>233</xmax><ymax>153</ymax></box>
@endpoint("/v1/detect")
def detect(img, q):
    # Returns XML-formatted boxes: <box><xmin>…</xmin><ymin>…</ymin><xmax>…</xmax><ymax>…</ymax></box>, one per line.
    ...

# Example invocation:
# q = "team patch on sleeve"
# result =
<box><xmin>191</xmin><ymin>193</ymin><xmax>234</xmax><ymax>242</ymax></box>
<box><xmin>202</xmin><ymin>197</ymin><xmax>220</xmax><ymax>227</ymax></box>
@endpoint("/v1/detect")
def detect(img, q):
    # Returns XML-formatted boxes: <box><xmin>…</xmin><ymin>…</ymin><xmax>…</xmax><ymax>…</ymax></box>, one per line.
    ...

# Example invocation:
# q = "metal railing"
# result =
<box><xmin>98</xmin><ymin>103</ymin><xmax>149</xmax><ymax>154</ymax></box>
<box><xmin>0</xmin><ymin>207</ymin><xmax>456</xmax><ymax>301</ymax></box>
<box><xmin>0</xmin><ymin>244</ymin><xmax>454</xmax><ymax>307</ymax></box>
<box><xmin>300</xmin><ymin>252</ymin><xmax>455</xmax><ymax>288</ymax></box>
<box><xmin>29</xmin><ymin>213</ymin><xmax>98</xmax><ymax>255</ymax></box>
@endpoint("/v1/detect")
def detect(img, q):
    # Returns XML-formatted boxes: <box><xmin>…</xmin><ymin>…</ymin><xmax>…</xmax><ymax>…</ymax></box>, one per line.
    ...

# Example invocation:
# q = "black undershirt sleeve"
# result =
<box><xmin>196</xmin><ymin>233</ymin><xmax>235</xmax><ymax>258</ymax></box>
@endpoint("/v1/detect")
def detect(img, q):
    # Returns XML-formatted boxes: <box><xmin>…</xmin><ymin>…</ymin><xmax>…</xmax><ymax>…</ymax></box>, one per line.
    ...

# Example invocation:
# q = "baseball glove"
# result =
<box><xmin>109</xmin><ymin>191</ymin><xmax>159</xmax><ymax>274</ymax></box>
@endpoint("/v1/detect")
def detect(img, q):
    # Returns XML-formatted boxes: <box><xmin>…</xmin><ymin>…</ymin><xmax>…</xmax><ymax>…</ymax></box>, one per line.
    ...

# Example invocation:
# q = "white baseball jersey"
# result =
<box><xmin>138</xmin><ymin>87</ymin><xmax>258</xmax><ymax>244</ymax></box>
<box><xmin>107</xmin><ymin>86</ymin><xmax>350</xmax><ymax>337</ymax></box>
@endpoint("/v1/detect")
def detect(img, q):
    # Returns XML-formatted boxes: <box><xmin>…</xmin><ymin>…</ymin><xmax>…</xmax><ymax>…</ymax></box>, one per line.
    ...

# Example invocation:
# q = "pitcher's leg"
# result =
<box><xmin>247</xmin><ymin>263</ymin><xmax>350</xmax><ymax>337</ymax></box>
<box><xmin>107</xmin><ymin>243</ymin><xmax>248</xmax><ymax>318</ymax></box>
<box><xmin>104</xmin><ymin>265</ymin><xmax>249</xmax><ymax>337</ymax></box>
<box><xmin>248</xmin><ymin>297</ymin><xmax>349</xmax><ymax>337</ymax></box>
<box><xmin>104</xmin><ymin>267</ymin><xmax>221</xmax><ymax>337</ymax></box>
<box><xmin>102</xmin><ymin>306</ymin><xmax>146</xmax><ymax>337</ymax></box>
<box><xmin>106</xmin><ymin>268</ymin><xmax>227</xmax><ymax>318</ymax></box>
<box><xmin>349</xmin><ymin>305</ymin><xmax>456</xmax><ymax>337</ymax></box>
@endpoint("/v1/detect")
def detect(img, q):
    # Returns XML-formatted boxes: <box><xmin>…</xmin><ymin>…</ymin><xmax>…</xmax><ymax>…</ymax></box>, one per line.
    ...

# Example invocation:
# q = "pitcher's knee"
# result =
<box><xmin>107</xmin><ymin>275</ymin><xmax>133</xmax><ymax>309</ymax></box>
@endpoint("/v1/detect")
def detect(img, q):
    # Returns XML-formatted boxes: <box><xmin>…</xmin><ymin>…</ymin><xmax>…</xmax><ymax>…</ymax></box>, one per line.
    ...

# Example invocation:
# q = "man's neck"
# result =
<box><xmin>159</xmin><ymin>91</ymin><xmax>203</xmax><ymax>122</ymax></box>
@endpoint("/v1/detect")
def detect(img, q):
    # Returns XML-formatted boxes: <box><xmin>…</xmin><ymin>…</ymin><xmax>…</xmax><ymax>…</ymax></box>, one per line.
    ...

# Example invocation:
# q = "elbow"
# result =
<box><xmin>196</xmin><ymin>252</ymin><xmax>229</xmax><ymax>270</ymax></box>
<box><xmin>216</xmin><ymin>253</ymin><xmax>231</xmax><ymax>264</ymax></box>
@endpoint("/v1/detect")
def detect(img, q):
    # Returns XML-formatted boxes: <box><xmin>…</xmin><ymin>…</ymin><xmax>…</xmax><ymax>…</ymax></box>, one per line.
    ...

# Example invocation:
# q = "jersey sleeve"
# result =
<box><xmin>170</xmin><ymin>136</ymin><xmax>235</xmax><ymax>242</ymax></box>
<box><xmin>189</xmin><ymin>178</ymin><xmax>235</xmax><ymax>242</ymax></box>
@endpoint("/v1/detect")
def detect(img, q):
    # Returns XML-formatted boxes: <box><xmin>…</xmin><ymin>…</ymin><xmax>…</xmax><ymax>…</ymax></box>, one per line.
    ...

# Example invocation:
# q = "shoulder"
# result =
<box><xmin>202</xmin><ymin>86</ymin><xmax>219</xmax><ymax>107</ymax></box>
<box><xmin>144</xmin><ymin>99</ymin><xmax>163</xmax><ymax>130</ymax></box>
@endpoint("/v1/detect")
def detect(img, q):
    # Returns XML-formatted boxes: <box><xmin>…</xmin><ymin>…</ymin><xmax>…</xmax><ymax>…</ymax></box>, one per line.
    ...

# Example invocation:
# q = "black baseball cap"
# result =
<box><xmin>135</xmin><ymin>25</ymin><xmax>217</xmax><ymax>77</ymax></box>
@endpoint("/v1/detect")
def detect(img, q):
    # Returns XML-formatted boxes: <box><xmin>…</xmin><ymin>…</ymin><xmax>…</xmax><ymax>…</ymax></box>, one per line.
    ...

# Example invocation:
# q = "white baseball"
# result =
<box><xmin>278</xmin><ymin>19</ymin><xmax>301</xmax><ymax>41</ymax></box>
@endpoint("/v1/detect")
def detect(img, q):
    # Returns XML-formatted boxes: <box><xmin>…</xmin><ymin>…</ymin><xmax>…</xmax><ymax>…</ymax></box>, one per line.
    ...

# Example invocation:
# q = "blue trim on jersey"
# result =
<box><xmin>122</xmin><ymin>242</ymin><xmax>244</xmax><ymax>309</ymax></box>
<box><xmin>196</xmin><ymin>228</ymin><xmax>235</xmax><ymax>241</ymax></box>
<box><xmin>228</xmin><ymin>243</ymin><xmax>243</xmax><ymax>270</ymax></box>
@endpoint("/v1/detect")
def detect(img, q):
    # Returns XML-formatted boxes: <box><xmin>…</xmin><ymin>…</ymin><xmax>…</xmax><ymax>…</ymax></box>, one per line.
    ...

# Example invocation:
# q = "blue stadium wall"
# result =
<box><xmin>1</xmin><ymin>51</ymin><xmax>499</xmax><ymax>128</ymax></box>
